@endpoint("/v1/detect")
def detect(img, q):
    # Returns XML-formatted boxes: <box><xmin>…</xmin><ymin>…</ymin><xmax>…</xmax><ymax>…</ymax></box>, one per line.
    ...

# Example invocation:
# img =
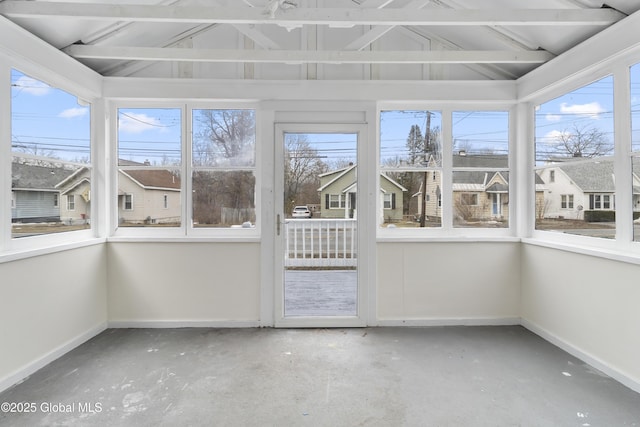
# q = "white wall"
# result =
<box><xmin>377</xmin><ymin>242</ymin><xmax>521</xmax><ymax>324</ymax></box>
<box><xmin>521</xmin><ymin>244</ymin><xmax>640</xmax><ymax>391</ymax></box>
<box><xmin>107</xmin><ymin>242</ymin><xmax>261</xmax><ymax>326</ymax></box>
<box><xmin>0</xmin><ymin>244</ymin><xmax>107</xmax><ymax>391</ymax></box>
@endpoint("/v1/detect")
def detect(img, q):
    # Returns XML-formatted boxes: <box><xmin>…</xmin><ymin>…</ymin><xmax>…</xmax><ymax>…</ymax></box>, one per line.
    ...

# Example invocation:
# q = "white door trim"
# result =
<box><xmin>274</xmin><ymin>122</ymin><xmax>369</xmax><ymax>328</ymax></box>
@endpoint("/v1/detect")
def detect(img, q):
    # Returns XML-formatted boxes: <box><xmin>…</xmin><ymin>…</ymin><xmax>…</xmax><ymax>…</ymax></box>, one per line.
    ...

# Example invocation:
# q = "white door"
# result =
<box><xmin>274</xmin><ymin>123</ymin><xmax>368</xmax><ymax>327</ymax></box>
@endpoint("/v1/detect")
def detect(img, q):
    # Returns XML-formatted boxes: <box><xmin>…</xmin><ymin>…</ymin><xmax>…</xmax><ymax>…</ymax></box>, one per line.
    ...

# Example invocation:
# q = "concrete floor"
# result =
<box><xmin>1</xmin><ymin>327</ymin><xmax>639</xmax><ymax>426</ymax></box>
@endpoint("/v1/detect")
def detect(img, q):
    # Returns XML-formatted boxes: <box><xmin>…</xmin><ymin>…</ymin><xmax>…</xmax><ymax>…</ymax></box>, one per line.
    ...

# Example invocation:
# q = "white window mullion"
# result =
<box><xmin>184</xmin><ymin>104</ymin><xmax>192</xmax><ymax>236</ymax></box>
<box><xmin>0</xmin><ymin>64</ymin><xmax>10</xmax><ymax>249</ymax></box>
<box><xmin>614</xmin><ymin>63</ymin><xmax>633</xmax><ymax>243</ymax></box>
<box><xmin>441</xmin><ymin>108</ymin><xmax>453</xmax><ymax>231</ymax></box>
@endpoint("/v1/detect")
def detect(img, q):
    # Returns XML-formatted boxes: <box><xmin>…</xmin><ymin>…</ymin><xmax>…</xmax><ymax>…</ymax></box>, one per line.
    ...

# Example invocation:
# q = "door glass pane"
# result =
<box><xmin>283</xmin><ymin>133</ymin><xmax>357</xmax><ymax>317</ymax></box>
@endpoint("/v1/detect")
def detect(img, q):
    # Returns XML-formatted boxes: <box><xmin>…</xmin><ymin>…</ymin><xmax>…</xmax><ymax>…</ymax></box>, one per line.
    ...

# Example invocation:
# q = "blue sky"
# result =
<box><xmin>10</xmin><ymin>64</ymin><xmax>640</xmax><ymax>166</ymax></box>
<box><xmin>534</xmin><ymin>75</ymin><xmax>615</xmax><ymax>165</ymax></box>
<box><xmin>11</xmin><ymin>69</ymin><xmax>91</xmax><ymax>162</ymax></box>
<box><xmin>380</xmin><ymin>110</ymin><xmax>510</xmax><ymax>165</ymax></box>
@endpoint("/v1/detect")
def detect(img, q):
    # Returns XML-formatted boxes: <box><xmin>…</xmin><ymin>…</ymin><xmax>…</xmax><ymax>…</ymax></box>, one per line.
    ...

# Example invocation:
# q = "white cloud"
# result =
<box><xmin>545</xmin><ymin>113</ymin><xmax>562</xmax><ymax>122</ymax></box>
<box><xmin>59</xmin><ymin>107</ymin><xmax>88</xmax><ymax>119</ymax></box>
<box><xmin>560</xmin><ymin>102</ymin><xmax>605</xmax><ymax>119</ymax></box>
<box><xmin>14</xmin><ymin>75</ymin><xmax>51</xmax><ymax>96</ymax></box>
<box><xmin>118</xmin><ymin>112</ymin><xmax>163</xmax><ymax>134</ymax></box>
<box><xmin>544</xmin><ymin>129</ymin><xmax>571</xmax><ymax>142</ymax></box>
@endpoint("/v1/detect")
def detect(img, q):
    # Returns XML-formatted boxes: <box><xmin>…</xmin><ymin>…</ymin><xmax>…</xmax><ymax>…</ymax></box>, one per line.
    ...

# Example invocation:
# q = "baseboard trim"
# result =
<box><xmin>376</xmin><ymin>317</ymin><xmax>521</xmax><ymax>327</ymax></box>
<box><xmin>108</xmin><ymin>320</ymin><xmax>261</xmax><ymax>328</ymax></box>
<box><xmin>521</xmin><ymin>318</ymin><xmax>640</xmax><ymax>394</ymax></box>
<box><xmin>0</xmin><ymin>322</ymin><xmax>107</xmax><ymax>393</ymax></box>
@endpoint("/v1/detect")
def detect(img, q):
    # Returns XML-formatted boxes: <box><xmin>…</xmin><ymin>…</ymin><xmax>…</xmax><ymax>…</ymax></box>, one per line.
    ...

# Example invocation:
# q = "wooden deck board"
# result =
<box><xmin>284</xmin><ymin>269</ymin><xmax>357</xmax><ymax>317</ymax></box>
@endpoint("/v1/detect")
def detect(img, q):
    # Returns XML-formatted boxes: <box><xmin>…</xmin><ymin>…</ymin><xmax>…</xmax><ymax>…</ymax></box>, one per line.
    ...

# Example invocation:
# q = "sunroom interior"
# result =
<box><xmin>1</xmin><ymin>0</ymin><xmax>640</xmax><ymax>413</ymax></box>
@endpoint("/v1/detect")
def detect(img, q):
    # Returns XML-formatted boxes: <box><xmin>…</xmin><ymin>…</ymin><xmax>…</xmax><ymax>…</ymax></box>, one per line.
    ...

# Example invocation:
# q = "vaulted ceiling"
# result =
<box><xmin>1</xmin><ymin>0</ymin><xmax>638</xmax><ymax>81</ymax></box>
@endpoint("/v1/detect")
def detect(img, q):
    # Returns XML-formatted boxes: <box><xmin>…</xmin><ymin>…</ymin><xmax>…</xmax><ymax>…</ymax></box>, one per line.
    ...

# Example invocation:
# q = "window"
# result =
<box><xmin>123</xmin><ymin>194</ymin><xmax>133</xmax><ymax>211</ymax></box>
<box><xmin>589</xmin><ymin>194</ymin><xmax>614</xmax><ymax>210</ymax></box>
<box><xmin>191</xmin><ymin>109</ymin><xmax>256</xmax><ymax>228</ymax></box>
<box><xmin>561</xmin><ymin>195</ymin><xmax>574</xmax><ymax>209</ymax></box>
<box><xmin>535</xmin><ymin>75</ymin><xmax>614</xmax><ymax>238</ymax></box>
<box><xmin>329</xmin><ymin>194</ymin><xmax>344</xmax><ymax>209</ymax></box>
<box><xmin>631</xmin><ymin>63</ymin><xmax>640</xmax><ymax>241</ymax></box>
<box><xmin>380</xmin><ymin>109</ymin><xmax>509</xmax><ymax>230</ymax></box>
<box><xmin>117</xmin><ymin>108</ymin><xmax>181</xmax><ymax>228</ymax></box>
<box><xmin>10</xmin><ymin>69</ymin><xmax>91</xmax><ymax>238</ymax></box>
<box><xmin>452</xmin><ymin>111</ymin><xmax>509</xmax><ymax>228</ymax></box>
<box><xmin>114</xmin><ymin>107</ymin><xmax>257</xmax><ymax>233</ymax></box>
<box><xmin>460</xmin><ymin>193</ymin><xmax>478</xmax><ymax>205</ymax></box>
<box><xmin>380</xmin><ymin>110</ymin><xmax>443</xmax><ymax>228</ymax></box>
<box><xmin>383</xmin><ymin>193</ymin><xmax>395</xmax><ymax>209</ymax></box>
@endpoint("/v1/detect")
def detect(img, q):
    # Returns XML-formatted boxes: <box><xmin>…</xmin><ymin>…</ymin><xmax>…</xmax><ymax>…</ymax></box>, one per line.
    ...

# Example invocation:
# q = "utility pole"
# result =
<box><xmin>420</xmin><ymin>112</ymin><xmax>432</xmax><ymax>227</ymax></box>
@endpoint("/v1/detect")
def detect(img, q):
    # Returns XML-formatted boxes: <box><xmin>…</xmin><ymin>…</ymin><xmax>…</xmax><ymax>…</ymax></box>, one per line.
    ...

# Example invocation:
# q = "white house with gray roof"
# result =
<box><xmin>536</xmin><ymin>158</ymin><xmax>619</xmax><ymax>220</ymax></box>
<box><xmin>11</xmin><ymin>162</ymin><xmax>74</xmax><ymax>223</ymax></box>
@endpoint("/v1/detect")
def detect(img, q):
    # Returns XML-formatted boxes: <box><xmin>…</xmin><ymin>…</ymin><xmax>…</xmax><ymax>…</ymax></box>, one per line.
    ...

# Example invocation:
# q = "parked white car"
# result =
<box><xmin>292</xmin><ymin>205</ymin><xmax>312</xmax><ymax>218</ymax></box>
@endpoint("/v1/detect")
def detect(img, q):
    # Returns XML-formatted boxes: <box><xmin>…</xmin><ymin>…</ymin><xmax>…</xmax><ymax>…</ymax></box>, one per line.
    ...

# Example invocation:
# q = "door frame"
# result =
<box><xmin>273</xmin><ymin>122</ymin><xmax>370</xmax><ymax>328</ymax></box>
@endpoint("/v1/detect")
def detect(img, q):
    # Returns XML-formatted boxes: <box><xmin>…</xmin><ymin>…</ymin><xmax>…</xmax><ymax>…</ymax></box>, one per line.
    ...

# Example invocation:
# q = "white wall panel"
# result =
<box><xmin>377</xmin><ymin>242</ymin><xmax>521</xmax><ymax>323</ymax></box>
<box><xmin>107</xmin><ymin>242</ymin><xmax>260</xmax><ymax>325</ymax></box>
<box><xmin>0</xmin><ymin>245</ymin><xmax>108</xmax><ymax>391</ymax></box>
<box><xmin>521</xmin><ymin>244</ymin><xmax>640</xmax><ymax>392</ymax></box>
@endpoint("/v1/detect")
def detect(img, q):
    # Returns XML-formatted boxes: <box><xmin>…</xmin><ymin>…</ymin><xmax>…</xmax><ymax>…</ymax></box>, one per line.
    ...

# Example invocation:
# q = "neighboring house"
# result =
<box><xmin>317</xmin><ymin>164</ymin><xmax>407</xmax><ymax>221</ymax></box>
<box><xmin>118</xmin><ymin>166</ymin><xmax>181</xmax><ymax>225</ymax></box>
<box><xmin>420</xmin><ymin>154</ymin><xmax>518</xmax><ymax>223</ymax></box>
<box><xmin>11</xmin><ymin>162</ymin><xmax>73</xmax><ymax>223</ymax></box>
<box><xmin>57</xmin><ymin>167</ymin><xmax>91</xmax><ymax>223</ymax></box>
<box><xmin>536</xmin><ymin>159</ymin><xmax>617</xmax><ymax>220</ymax></box>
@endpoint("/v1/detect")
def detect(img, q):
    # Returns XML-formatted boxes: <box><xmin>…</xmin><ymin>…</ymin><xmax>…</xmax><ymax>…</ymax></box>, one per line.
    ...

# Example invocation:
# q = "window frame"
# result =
<box><xmin>4</xmin><ymin>65</ymin><xmax>97</xmax><ymax>255</ymax></box>
<box><xmin>329</xmin><ymin>194</ymin><xmax>345</xmax><ymax>209</ymax></box>
<box><xmin>561</xmin><ymin>194</ymin><xmax>574</xmax><ymax>210</ymax></box>
<box><xmin>383</xmin><ymin>193</ymin><xmax>393</xmax><ymax>210</ymax></box>
<box><xmin>460</xmin><ymin>193</ymin><xmax>479</xmax><ymax>206</ymax></box>
<box><xmin>377</xmin><ymin>104</ymin><xmax>515</xmax><ymax>239</ymax></box>
<box><xmin>526</xmin><ymin>59</ymin><xmax>640</xmax><ymax>255</ymax></box>
<box><xmin>109</xmin><ymin>101</ymin><xmax>260</xmax><ymax>239</ymax></box>
<box><xmin>122</xmin><ymin>194</ymin><xmax>133</xmax><ymax>211</ymax></box>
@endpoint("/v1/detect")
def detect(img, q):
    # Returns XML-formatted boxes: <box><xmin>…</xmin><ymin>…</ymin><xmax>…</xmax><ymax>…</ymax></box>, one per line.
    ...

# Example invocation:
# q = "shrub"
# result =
<box><xmin>584</xmin><ymin>210</ymin><xmax>615</xmax><ymax>222</ymax></box>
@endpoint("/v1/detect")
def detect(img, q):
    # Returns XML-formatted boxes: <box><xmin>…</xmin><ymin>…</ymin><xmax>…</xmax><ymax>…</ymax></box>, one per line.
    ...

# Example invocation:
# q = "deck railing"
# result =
<box><xmin>284</xmin><ymin>219</ymin><xmax>357</xmax><ymax>267</ymax></box>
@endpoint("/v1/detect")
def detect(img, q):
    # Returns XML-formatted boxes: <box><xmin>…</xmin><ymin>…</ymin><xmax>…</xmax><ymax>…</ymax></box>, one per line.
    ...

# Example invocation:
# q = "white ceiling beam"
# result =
<box><xmin>343</xmin><ymin>0</ymin><xmax>431</xmax><ymax>51</ymax></box>
<box><xmin>0</xmin><ymin>3</ymin><xmax>624</xmax><ymax>26</ymax></box>
<box><xmin>357</xmin><ymin>0</ymin><xmax>397</xmax><ymax>8</ymax></box>
<box><xmin>63</xmin><ymin>45</ymin><xmax>554</xmax><ymax>64</ymax></box>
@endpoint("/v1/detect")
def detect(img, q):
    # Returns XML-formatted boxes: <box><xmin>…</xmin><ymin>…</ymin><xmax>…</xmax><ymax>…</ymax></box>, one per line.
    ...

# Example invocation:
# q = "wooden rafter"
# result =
<box><xmin>0</xmin><ymin>3</ymin><xmax>624</xmax><ymax>27</ymax></box>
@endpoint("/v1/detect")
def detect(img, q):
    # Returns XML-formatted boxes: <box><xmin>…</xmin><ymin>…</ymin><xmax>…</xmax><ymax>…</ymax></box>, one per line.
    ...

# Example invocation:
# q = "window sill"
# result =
<box><xmin>377</xmin><ymin>235</ymin><xmax>520</xmax><ymax>243</ymax></box>
<box><xmin>0</xmin><ymin>237</ymin><xmax>106</xmax><ymax>264</ymax></box>
<box><xmin>107</xmin><ymin>236</ymin><xmax>261</xmax><ymax>244</ymax></box>
<box><xmin>522</xmin><ymin>237</ymin><xmax>640</xmax><ymax>266</ymax></box>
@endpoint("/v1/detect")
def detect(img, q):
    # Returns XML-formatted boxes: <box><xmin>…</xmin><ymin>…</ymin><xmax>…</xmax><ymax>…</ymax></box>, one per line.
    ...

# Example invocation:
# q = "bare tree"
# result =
<box><xmin>284</xmin><ymin>134</ymin><xmax>327</xmax><ymax>212</ymax></box>
<box><xmin>193</xmin><ymin>110</ymin><xmax>255</xmax><ymax>166</ymax></box>
<box><xmin>554</xmin><ymin>124</ymin><xmax>612</xmax><ymax>158</ymax></box>
<box><xmin>191</xmin><ymin>110</ymin><xmax>256</xmax><ymax>225</ymax></box>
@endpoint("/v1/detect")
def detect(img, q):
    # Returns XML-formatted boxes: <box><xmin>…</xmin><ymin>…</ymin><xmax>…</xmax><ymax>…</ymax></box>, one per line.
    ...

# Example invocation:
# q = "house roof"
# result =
<box><xmin>555</xmin><ymin>160</ymin><xmax>615</xmax><ymax>192</ymax></box>
<box><xmin>11</xmin><ymin>162</ymin><xmax>74</xmax><ymax>191</ymax></box>
<box><xmin>1</xmin><ymin>1</ymin><xmax>638</xmax><ymax>82</ymax></box>
<box><xmin>318</xmin><ymin>165</ymin><xmax>407</xmax><ymax>193</ymax></box>
<box><xmin>120</xmin><ymin>169</ymin><xmax>181</xmax><ymax>190</ymax></box>
<box><xmin>453</xmin><ymin>153</ymin><xmax>508</xmax><ymax>168</ymax></box>
<box><xmin>318</xmin><ymin>164</ymin><xmax>357</xmax><ymax>192</ymax></box>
